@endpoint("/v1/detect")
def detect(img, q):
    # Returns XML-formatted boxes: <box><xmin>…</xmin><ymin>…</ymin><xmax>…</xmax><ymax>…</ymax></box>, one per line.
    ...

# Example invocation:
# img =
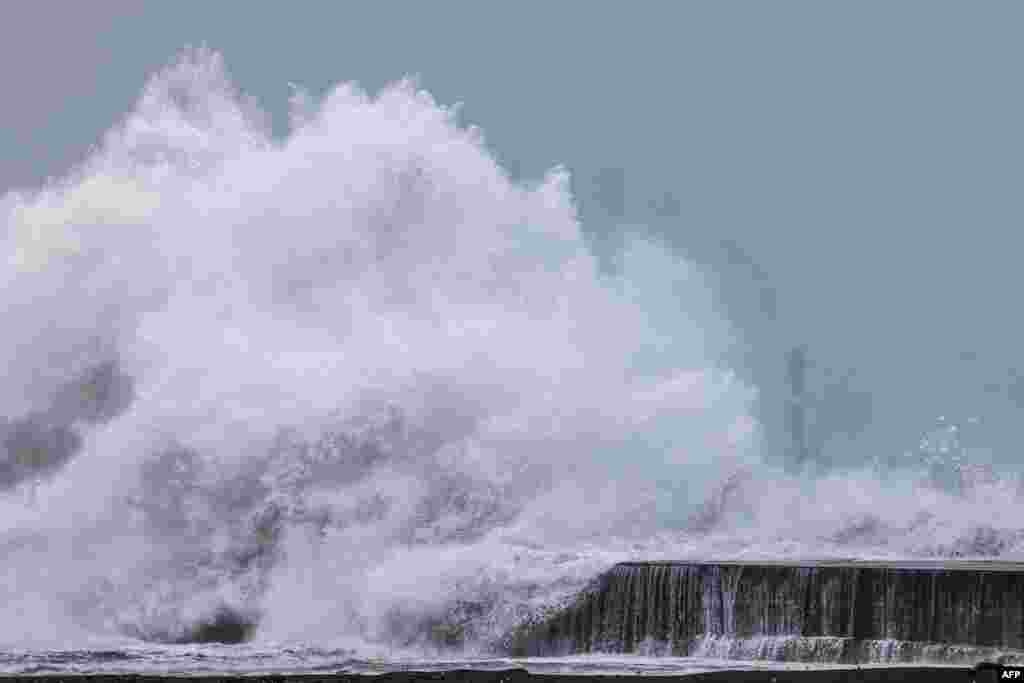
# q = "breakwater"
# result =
<box><xmin>510</xmin><ymin>560</ymin><xmax>1024</xmax><ymax>662</ymax></box>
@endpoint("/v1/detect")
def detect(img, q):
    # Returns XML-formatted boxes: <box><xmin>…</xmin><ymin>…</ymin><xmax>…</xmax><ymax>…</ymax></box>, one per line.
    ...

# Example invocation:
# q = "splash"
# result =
<box><xmin>2</xmin><ymin>48</ymin><xmax>1022</xmax><ymax>654</ymax></box>
<box><xmin>0</xmin><ymin>48</ymin><xmax>755</xmax><ymax>649</ymax></box>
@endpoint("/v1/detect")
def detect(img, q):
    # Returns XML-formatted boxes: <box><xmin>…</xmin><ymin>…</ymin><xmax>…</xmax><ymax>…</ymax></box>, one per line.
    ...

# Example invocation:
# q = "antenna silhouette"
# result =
<box><xmin>786</xmin><ymin>345</ymin><xmax>810</xmax><ymax>466</ymax></box>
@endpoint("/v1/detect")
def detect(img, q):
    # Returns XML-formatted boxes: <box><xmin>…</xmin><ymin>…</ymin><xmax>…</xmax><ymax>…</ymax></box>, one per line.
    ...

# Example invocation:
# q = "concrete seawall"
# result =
<box><xmin>511</xmin><ymin>560</ymin><xmax>1024</xmax><ymax>661</ymax></box>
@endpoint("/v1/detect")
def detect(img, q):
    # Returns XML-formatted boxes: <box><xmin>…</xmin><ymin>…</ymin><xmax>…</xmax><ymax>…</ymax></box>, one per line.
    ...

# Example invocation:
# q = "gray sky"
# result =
<box><xmin>3</xmin><ymin>2</ymin><xmax>1023</xmax><ymax>466</ymax></box>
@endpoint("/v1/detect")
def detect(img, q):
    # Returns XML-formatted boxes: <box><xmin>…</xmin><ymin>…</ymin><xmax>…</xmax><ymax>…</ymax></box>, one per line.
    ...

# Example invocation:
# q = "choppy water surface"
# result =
<box><xmin>0</xmin><ymin>646</ymin><xmax>980</xmax><ymax>677</ymax></box>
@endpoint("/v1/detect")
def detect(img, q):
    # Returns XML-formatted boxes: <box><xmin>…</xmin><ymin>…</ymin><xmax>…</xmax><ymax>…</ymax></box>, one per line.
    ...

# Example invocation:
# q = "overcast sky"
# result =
<box><xmin>3</xmin><ymin>2</ymin><xmax>1023</xmax><ymax>465</ymax></box>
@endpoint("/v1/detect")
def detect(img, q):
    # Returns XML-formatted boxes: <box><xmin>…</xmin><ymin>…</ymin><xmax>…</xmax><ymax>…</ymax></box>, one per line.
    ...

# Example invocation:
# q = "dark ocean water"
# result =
<box><xmin>0</xmin><ymin>645</ymin><xmax>976</xmax><ymax>678</ymax></box>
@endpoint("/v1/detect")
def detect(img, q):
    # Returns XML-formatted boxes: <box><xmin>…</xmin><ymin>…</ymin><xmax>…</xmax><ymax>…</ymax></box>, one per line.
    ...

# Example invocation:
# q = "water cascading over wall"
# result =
<box><xmin>510</xmin><ymin>560</ymin><xmax>1024</xmax><ymax>662</ymax></box>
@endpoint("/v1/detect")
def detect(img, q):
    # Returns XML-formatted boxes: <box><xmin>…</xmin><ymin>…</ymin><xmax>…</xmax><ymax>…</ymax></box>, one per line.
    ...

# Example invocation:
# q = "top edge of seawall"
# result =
<box><xmin>615</xmin><ymin>559</ymin><xmax>1024</xmax><ymax>572</ymax></box>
